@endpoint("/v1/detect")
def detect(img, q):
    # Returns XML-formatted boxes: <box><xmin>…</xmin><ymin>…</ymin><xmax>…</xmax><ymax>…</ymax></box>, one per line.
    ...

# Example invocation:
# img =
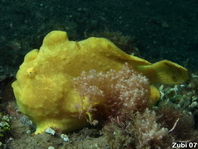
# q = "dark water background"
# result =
<box><xmin>0</xmin><ymin>0</ymin><xmax>198</xmax><ymax>75</ymax></box>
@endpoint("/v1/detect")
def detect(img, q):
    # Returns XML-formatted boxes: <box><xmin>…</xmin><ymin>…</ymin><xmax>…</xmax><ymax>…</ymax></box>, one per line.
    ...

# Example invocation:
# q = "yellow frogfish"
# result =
<box><xmin>12</xmin><ymin>30</ymin><xmax>189</xmax><ymax>134</ymax></box>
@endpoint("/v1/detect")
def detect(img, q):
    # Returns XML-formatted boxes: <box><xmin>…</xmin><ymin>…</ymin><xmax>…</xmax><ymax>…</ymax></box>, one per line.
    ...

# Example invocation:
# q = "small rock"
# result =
<box><xmin>45</xmin><ymin>127</ymin><xmax>55</xmax><ymax>135</ymax></box>
<box><xmin>61</xmin><ymin>134</ymin><xmax>69</xmax><ymax>142</ymax></box>
<box><xmin>48</xmin><ymin>146</ymin><xmax>55</xmax><ymax>149</ymax></box>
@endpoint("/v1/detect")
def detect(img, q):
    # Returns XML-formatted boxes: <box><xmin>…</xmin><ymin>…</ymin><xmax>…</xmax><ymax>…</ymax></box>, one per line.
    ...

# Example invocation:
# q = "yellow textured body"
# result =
<box><xmin>12</xmin><ymin>31</ymin><xmax>189</xmax><ymax>134</ymax></box>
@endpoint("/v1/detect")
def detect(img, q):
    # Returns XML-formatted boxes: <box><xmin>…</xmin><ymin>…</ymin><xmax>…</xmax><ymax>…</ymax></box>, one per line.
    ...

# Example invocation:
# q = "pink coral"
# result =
<box><xmin>73</xmin><ymin>63</ymin><xmax>151</xmax><ymax>122</ymax></box>
<box><xmin>133</xmin><ymin>109</ymin><xmax>168</xmax><ymax>149</ymax></box>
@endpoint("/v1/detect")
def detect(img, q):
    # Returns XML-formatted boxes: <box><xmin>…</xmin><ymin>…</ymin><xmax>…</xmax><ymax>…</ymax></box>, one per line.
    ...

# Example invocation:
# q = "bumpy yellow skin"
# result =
<box><xmin>12</xmin><ymin>31</ymin><xmax>189</xmax><ymax>134</ymax></box>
